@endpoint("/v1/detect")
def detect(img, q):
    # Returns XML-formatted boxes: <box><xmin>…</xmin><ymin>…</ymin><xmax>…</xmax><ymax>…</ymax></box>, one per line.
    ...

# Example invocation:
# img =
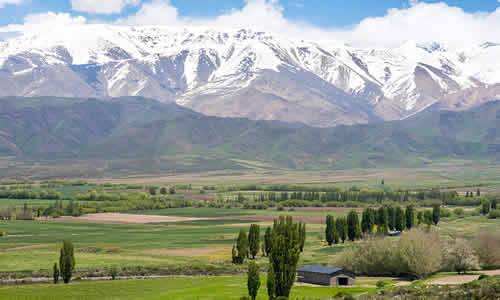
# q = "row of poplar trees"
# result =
<box><xmin>232</xmin><ymin>220</ymin><xmax>306</xmax><ymax>264</ymax></box>
<box><xmin>236</xmin><ymin>216</ymin><xmax>306</xmax><ymax>300</ymax></box>
<box><xmin>325</xmin><ymin>211</ymin><xmax>361</xmax><ymax>245</ymax></box>
<box><xmin>325</xmin><ymin>205</ymin><xmax>441</xmax><ymax>245</ymax></box>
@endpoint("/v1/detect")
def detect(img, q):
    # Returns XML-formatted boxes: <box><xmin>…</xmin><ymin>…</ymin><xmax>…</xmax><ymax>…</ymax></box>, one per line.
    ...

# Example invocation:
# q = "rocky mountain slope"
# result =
<box><xmin>1</xmin><ymin>25</ymin><xmax>500</xmax><ymax>127</ymax></box>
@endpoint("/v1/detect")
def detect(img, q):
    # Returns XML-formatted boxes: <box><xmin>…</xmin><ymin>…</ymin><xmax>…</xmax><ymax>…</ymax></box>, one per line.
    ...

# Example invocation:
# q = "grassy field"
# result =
<box><xmin>0</xmin><ymin>207</ymin><xmax>498</xmax><ymax>274</ymax></box>
<box><xmin>0</xmin><ymin>275</ymin><xmax>374</xmax><ymax>300</ymax></box>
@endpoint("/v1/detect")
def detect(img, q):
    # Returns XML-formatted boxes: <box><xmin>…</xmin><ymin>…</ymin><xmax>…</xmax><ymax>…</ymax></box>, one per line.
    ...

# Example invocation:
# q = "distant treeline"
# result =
<box><xmin>0</xmin><ymin>189</ymin><xmax>62</xmax><ymax>200</ymax></box>
<box><xmin>231</xmin><ymin>187</ymin><xmax>486</xmax><ymax>208</ymax></box>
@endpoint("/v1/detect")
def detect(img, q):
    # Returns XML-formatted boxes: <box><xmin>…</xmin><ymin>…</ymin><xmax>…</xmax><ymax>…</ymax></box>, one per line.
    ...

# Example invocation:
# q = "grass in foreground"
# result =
<box><xmin>0</xmin><ymin>275</ymin><xmax>374</xmax><ymax>300</ymax></box>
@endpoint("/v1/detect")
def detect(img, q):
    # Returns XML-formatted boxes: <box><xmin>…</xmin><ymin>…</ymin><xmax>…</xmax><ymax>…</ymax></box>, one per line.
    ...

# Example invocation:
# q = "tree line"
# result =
<box><xmin>232</xmin><ymin>221</ymin><xmax>306</xmax><ymax>265</ymax></box>
<box><xmin>325</xmin><ymin>205</ymin><xmax>441</xmax><ymax>245</ymax></box>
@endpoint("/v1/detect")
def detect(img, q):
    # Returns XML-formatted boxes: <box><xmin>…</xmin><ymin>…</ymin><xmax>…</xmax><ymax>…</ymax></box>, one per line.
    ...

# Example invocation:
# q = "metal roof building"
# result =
<box><xmin>297</xmin><ymin>265</ymin><xmax>356</xmax><ymax>286</ymax></box>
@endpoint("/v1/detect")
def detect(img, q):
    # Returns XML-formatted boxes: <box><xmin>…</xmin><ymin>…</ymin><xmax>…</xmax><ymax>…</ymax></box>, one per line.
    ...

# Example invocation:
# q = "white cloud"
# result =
<box><xmin>117</xmin><ymin>0</ymin><xmax>500</xmax><ymax>48</ymax></box>
<box><xmin>117</xmin><ymin>0</ymin><xmax>178</xmax><ymax>25</ymax></box>
<box><xmin>71</xmin><ymin>0</ymin><xmax>141</xmax><ymax>14</ymax></box>
<box><xmin>2</xmin><ymin>0</ymin><xmax>500</xmax><ymax>48</ymax></box>
<box><xmin>0</xmin><ymin>0</ymin><xmax>24</xmax><ymax>8</ymax></box>
<box><xmin>338</xmin><ymin>2</ymin><xmax>500</xmax><ymax>47</ymax></box>
<box><xmin>0</xmin><ymin>12</ymin><xmax>87</xmax><ymax>34</ymax></box>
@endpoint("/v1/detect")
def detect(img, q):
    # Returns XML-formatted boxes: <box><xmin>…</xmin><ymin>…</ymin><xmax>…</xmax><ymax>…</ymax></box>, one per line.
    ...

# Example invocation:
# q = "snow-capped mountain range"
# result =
<box><xmin>1</xmin><ymin>24</ymin><xmax>500</xmax><ymax>127</ymax></box>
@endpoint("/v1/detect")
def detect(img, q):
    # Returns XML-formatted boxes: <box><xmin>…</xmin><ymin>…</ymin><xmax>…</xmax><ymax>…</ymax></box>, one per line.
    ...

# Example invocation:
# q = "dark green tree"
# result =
<box><xmin>376</xmin><ymin>206</ymin><xmax>389</xmax><ymax>233</ymax></box>
<box><xmin>361</xmin><ymin>209</ymin><xmax>371</xmax><ymax>234</ymax></box>
<box><xmin>336</xmin><ymin>217</ymin><xmax>347</xmax><ymax>243</ymax></box>
<box><xmin>148</xmin><ymin>186</ymin><xmax>156</xmax><ymax>195</ymax></box>
<box><xmin>481</xmin><ymin>199</ymin><xmax>491</xmax><ymax>215</ymax></box>
<box><xmin>267</xmin><ymin>264</ymin><xmax>276</xmax><ymax>300</ymax></box>
<box><xmin>432</xmin><ymin>204</ymin><xmax>441</xmax><ymax>225</ymax></box>
<box><xmin>248</xmin><ymin>224</ymin><xmax>260</xmax><ymax>259</ymax></box>
<box><xmin>232</xmin><ymin>245</ymin><xmax>241</xmax><ymax>264</ymax></box>
<box><xmin>237</xmin><ymin>229</ymin><xmax>249</xmax><ymax>260</ymax></box>
<box><xmin>424</xmin><ymin>210</ymin><xmax>433</xmax><ymax>225</ymax></box>
<box><xmin>267</xmin><ymin>216</ymin><xmax>302</xmax><ymax>299</ymax></box>
<box><xmin>387</xmin><ymin>206</ymin><xmax>396</xmax><ymax>230</ymax></box>
<box><xmin>405</xmin><ymin>205</ymin><xmax>415</xmax><ymax>230</ymax></box>
<box><xmin>247</xmin><ymin>261</ymin><xmax>261</xmax><ymax>300</ymax></box>
<box><xmin>159</xmin><ymin>187</ymin><xmax>167</xmax><ymax>195</ymax></box>
<box><xmin>395</xmin><ymin>206</ymin><xmax>405</xmax><ymax>232</ymax></box>
<box><xmin>325</xmin><ymin>215</ymin><xmax>335</xmax><ymax>245</ymax></box>
<box><xmin>264</xmin><ymin>227</ymin><xmax>272</xmax><ymax>257</ymax></box>
<box><xmin>53</xmin><ymin>263</ymin><xmax>59</xmax><ymax>284</ymax></box>
<box><xmin>477</xmin><ymin>188</ymin><xmax>481</xmax><ymax>197</ymax></box>
<box><xmin>59</xmin><ymin>240</ymin><xmax>75</xmax><ymax>284</ymax></box>
<box><xmin>298</xmin><ymin>222</ymin><xmax>306</xmax><ymax>252</ymax></box>
<box><xmin>492</xmin><ymin>198</ymin><xmax>498</xmax><ymax>210</ymax></box>
<box><xmin>169</xmin><ymin>186</ymin><xmax>176</xmax><ymax>194</ymax></box>
<box><xmin>347</xmin><ymin>210</ymin><xmax>361</xmax><ymax>241</ymax></box>
<box><xmin>417</xmin><ymin>211</ymin><xmax>424</xmax><ymax>225</ymax></box>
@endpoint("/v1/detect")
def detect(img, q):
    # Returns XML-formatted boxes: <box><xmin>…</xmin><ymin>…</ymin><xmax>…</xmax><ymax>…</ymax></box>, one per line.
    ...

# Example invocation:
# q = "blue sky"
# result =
<box><xmin>1</xmin><ymin>0</ymin><xmax>499</xmax><ymax>28</ymax></box>
<box><xmin>2</xmin><ymin>0</ymin><xmax>500</xmax><ymax>48</ymax></box>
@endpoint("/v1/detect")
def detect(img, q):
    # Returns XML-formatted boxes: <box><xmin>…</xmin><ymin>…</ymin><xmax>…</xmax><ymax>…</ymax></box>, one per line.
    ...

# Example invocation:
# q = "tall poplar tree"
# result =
<box><xmin>59</xmin><ymin>240</ymin><xmax>75</xmax><ymax>284</ymax></box>
<box><xmin>347</xmin><ymin>210</ymin><xmax>361</xmax><ymax>241</ymax></box>
<box><xmin>267</xmin><ymin>216</ymin><xmax>302</xmax><ymax>299</ymax></box>
<box><xmin>248</xmin><ymin>224</ymin><xmax>260</xmax><ymax>259</ymax></box>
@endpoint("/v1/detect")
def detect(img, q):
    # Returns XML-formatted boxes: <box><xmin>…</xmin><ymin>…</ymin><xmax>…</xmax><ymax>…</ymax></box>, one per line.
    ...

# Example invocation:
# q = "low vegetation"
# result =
<box><xmin>337</xmin><ymin>228</ymin><xmax>444</xmax><ymax>279</ymax></box>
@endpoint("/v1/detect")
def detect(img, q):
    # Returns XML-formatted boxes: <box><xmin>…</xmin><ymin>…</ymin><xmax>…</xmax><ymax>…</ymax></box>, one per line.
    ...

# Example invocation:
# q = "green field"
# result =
<box><xmin>0</xmin><ymin>207</ymin><xmax>497</xmax><ymax>274</ymax></box>
<box><xmin>0</xmin><ymin>275</ymin><xmax>373</xmax><ymax>300</ymax></box>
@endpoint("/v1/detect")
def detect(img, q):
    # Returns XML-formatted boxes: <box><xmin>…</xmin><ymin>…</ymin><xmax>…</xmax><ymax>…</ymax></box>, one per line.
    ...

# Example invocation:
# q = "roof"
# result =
<box><xmin>297</xmin><ymin>265</ymin><xmax>343</xmax><ymax>275</ymax></box>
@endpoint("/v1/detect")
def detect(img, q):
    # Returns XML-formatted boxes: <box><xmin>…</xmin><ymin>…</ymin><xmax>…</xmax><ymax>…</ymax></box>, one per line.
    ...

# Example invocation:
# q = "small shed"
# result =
<box><xmin>297</xmin><ymin>265</ymin><xmax>356</xmax><ymax>286</ymax></box>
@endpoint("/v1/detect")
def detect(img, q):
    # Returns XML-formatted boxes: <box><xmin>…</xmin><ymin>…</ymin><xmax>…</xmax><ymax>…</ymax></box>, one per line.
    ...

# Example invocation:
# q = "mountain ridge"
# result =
<box><xmin>2</xmin><ymin>96</ymin><xmax>500</xmax><ymax>174</ymax></box>
<box><xmin>2</xmin><ymin>25</ymin><xmax>500</xmax><ymax>127</ymax></box>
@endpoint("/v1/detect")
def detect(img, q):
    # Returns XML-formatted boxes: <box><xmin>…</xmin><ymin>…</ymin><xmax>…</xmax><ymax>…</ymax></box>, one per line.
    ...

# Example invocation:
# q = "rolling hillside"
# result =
<box><xmin>1</xmin><ymin>96</ymin><xmax>499</xmax><ymax>173</ymax></box>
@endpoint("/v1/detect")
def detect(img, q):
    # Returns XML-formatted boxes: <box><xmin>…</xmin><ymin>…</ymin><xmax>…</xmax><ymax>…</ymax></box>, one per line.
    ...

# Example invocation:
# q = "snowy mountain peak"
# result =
<box><xmin>1</xmin><ymin>24</ymin><xmax>500</xmax><ymax>127</ymax></box>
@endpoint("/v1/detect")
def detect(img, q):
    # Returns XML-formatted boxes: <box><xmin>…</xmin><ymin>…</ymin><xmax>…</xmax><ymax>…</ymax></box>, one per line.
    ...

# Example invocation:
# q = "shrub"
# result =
<box><xmin>0</xmin><ymin>229</ymin><xmax>6</xmax><ymax>237</ymax></box>
<box><xmin>337</xmin><ymin>228</ymin><xmax>443</xmax><ymax>279</ymax></box>
<box><xmin>109</xmin><ymin>266</ymin><xmax>120</xmax><ymax>280</ymax></box>
<box><xmin>376</xmin><ymin>280</ymin><xmax>387</xmax><ymax>288</ymax></box>
<box><xmin>488</xmin><ymin>209</ymin><xmax>500</xmax><ymax>219</ymax></box>
<box><xmin>453</xmin><ymin>208</ymin><xmax>465</xmax><ymax>218</ymax></box>
<box><xmin>440</xmin><ymin>207</ymin><xmax>452</xmax><ymax>218</ymax></box>
<box><xmin>444</xmin><ymin>238</ymin><xmax>479</xmax><ymax>274</ymax></box>
<box><xmin>398</xmin><ymin>228</ymin><xmax>443</xmax><ymax>278</ymax></box>
<box><xmin>473</xmin><ymin>232</ymin><xmax>500</xmax><ymax>269</ymax></box>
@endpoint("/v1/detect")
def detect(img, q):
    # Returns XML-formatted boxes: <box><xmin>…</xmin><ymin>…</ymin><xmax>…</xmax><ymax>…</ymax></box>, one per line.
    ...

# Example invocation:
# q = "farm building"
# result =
<box><xmin>297</xmin><ymin>265</ymin><xmax>356</xmax><ymax>286</ymax></box>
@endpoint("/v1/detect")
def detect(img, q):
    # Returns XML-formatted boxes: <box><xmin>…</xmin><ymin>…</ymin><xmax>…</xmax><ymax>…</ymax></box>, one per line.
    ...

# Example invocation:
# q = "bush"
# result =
<box><xmin>108</xmin><ymin>266</ymin><xmax>120</xmax><ymax>280</ymax></box>
<box><xmin>453</xmin><ymin>208</ymin><xmax>465</xmax><ymax>218</ymax></box>
<box><xmin>488</xmin><ymin>209</ymin><xmax>500</xmax><ymax>219</ymax></box>
<box><xmin>440</xmin><ymin>207</ymin><xmax>452</xmax><ymax>218</ymax></box>
<box><xmin>473</xmin><ymin>232</ymin><xmax>500</xmax><ymax>268</ymax></box>
<box><xmin>337</xmin><ymin>228</ymin><xmax>443</xmax><ymax>279</ymax></box>
<box><xmin>444</xmin><ymin>238</ymin><xmax>479</xmax><ymax>274</ymax></box>
<box><xmin>0</xmin><ymin>229</ymin><xmax>6</xmax><ymax>237</ymax></box>
<box><xmin>376</xmin><ymin>280</ymin><xmax>388</xmax><ymax>288</ymax></box>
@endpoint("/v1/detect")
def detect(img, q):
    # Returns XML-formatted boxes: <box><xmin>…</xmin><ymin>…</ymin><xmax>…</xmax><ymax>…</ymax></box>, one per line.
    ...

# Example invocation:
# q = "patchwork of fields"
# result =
<box><xmin>0</xmin><ymin>172</ymin><xmax>499</xmax><ymax>299</ymax></box>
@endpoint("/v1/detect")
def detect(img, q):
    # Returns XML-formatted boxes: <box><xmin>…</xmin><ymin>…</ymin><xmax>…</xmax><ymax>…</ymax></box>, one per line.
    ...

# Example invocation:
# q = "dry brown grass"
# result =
<box><xmin>40</xmin><ymin>213</ymin><xmax>205</xmax><ymax>224</ymax></box>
